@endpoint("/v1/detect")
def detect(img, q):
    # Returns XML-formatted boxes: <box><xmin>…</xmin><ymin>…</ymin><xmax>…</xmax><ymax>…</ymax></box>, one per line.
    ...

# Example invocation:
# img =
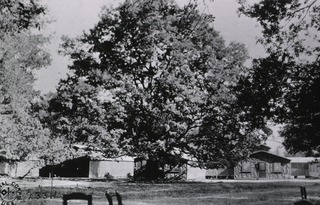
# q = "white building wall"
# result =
<box><xmin>89</xmin><ymin>160</ymin><xmax>134</xmax><ymax>179</ymax></box>
<box><xmin>15</xmin><ymin>161</ymin><xmax>40</xmax><ymax>177</ymax></box>
<box><xmin>0</xmin><ymin>161</ymin><xmax>40</xmax><ymax>178</ymax></box>
<box><xmin>186</xmin><ymin>165</ymin><xmax>206</xmax><ymax>181</ymax></box>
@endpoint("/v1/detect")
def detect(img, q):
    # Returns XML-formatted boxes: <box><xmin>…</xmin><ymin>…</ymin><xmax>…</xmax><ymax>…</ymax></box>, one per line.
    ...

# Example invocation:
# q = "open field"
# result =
<box><xmin>2</xmin><ymin>178</ymin><xmax>320</xmax><ymax>205</ymax></box>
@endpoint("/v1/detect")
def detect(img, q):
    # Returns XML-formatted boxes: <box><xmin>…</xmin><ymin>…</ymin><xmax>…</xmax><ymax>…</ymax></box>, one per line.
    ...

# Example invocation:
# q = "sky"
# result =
<box><xmin>34</xmin><ymin>0</ymin><xmax>265</xmax><ymax>94</ymax></box>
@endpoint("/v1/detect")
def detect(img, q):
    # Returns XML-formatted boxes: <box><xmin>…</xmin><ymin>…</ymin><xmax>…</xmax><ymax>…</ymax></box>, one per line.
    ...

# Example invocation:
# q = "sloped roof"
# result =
<box><xmin>250</xmin><ymin>150</ymin><xmax>291</xmax><ymax>163</ymax></box>
<box><xmin>72</xmin><ymin>144</ymin><xmax>134</xmax><ymax>162</ymax></box>
<box><xmin>90</xmin><ymin>153</ymin><xmax>134</xmax><ymax>162</ymax></box>
<box><xmin>287</xmin><ymin>157</ymin><xmax>318</xmax><ymax>163</ymax></box>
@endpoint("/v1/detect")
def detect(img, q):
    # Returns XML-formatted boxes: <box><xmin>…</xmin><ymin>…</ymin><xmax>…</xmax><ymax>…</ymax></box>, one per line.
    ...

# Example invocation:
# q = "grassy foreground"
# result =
<box><xmin>10</xmin><ymin>179</ymin><xmax>320</xmax><ymax>205</ymax></box>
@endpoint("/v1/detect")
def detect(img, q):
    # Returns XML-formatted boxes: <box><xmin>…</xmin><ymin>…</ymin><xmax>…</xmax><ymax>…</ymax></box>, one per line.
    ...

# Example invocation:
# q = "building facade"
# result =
<box><xmin>40</xmin><ymin>156</ymin><xmax>134</xmax><ymax>179</ymax></box>
<box><xmin>206</xmin><ymin>151</ymin><xmax>291</xmax><ymax>180</ymax></box>
<box><xmin>234</xmin><ymin>151</ymin><xmax>291</xmax><ymax>179</ymax></box>
<box><xmin>0</xmin><ymin>161</ymin><xmax>40</xmax><ymax>178</ymax></box>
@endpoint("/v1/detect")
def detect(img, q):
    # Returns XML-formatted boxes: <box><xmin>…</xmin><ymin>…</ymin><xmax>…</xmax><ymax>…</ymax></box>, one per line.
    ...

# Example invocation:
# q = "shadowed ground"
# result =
<box><xmin>1</xmin><ymin>178</ymin><xmax>320</xmax><ymax>205</ymax></box>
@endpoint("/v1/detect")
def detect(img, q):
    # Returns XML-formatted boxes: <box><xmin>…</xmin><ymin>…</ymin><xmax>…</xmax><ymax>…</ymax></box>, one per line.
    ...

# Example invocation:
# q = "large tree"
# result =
<box><xmin>49</xmin><ymin>0</ymin><xmax>267</xmax><ymax>168</ymax></box>
<box><xmin>237</xmin><ymin>0</ymin><xmax>320</xmax><ymax>155</ymax></box>
<box><xmin>0</xmin><ymin>0</ymin><xmax>56</xmax><ymax>163</ymax></box>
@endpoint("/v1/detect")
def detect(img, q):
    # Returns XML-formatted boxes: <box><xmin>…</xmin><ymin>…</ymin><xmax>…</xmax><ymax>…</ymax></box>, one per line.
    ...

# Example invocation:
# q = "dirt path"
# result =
<box><xmin>2</xmin><ymin>177</ymin><xmax>320</xmax><ymax>189</ymax></box>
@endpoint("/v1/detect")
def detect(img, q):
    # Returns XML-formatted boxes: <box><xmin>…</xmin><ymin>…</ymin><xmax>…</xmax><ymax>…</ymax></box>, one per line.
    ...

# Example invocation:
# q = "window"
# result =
<box><xmin>135</xmin><ymin>161</ymin><xmax>141</xmax><ymax>169</ymax></box>
<box><xmin>258</xmin><ymin>162</ymin><xmax>266</xmax><ymax>171</ymax></box>
<box><xmin>273</xmin><ymin>162</ymin><xmax>282</xmax><ymax>173</ymax></box>
<box><xmin>241</xmin><ymin>161</ymin><xmax>251</xmax><ymax>173</ymax></box>
<box><xmin>311</xmin><ymin>165</ymin><xmax>315</xmax><ymax>172</ymax></box>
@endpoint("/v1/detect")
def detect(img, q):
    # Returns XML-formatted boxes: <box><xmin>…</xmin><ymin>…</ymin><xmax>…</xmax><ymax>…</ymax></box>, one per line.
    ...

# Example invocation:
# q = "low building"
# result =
<box><xmin>309</xmin><ymin>159</ymin><xmax>320</xmax><ymax>178</ymax></box>
<box><xmin>0</xmin><ymin>160</ymin><xmax>40</xmax><ymax>178</ymax></box>
<box><xmin>39</xmin><ymin>144</ymin><xmax>135</xmax><ymax>179</ymax></box>
<box><xmin>40</xmin><ymin>156</ymin><xmax>90</xmax><ymax>178</ymax></box>
<box><xmin>134</xmin><ymin>147</ymin><xmax>292</xmax><ymax>181</ymax></box>
<box><xmin>234</xmin><ymin>151</ymin><xmax>291</xmax><ymax>179</ymax></box>
<box><xmin>205</xmin><ymin>150</ymin><xmax>291</xmax><ymax>180</ymax></box>
<box><xmin>39</xmin><ymin>156</ymin><xmax>134</xmax><ymax>179</ymax></box>
<box><xmin>187</xmin><ymin>166</ymin><xmax>207</xmax><ymax>181</ymax></box>
<box><xmin>134</xmin><ymin>155</ymin><xmax>188</xmax><ymax>181</ymax></box>
<box><xmin>206</xmin><ymin>167</ymin><xmax>234</xmax><ymax>179</ymax></box>
<box><xmin>288</xmin><ymin>157</ymin><xmax>320</xmax><ymax>178</ymax></box>
<box><xmin>89</xmin><ymin>156</ymin><xmax>134</xmax><ymax>179</ymax></box>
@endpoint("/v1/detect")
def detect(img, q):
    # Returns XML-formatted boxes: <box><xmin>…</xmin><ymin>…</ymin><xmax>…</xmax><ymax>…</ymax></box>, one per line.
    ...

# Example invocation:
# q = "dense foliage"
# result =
<box><xmin>47</xmin><ymin>0</ymin><xmax>268</xmax><ymax>167</ymax></box>
<box><xmin>237</xmin><ymin>0</ymin><xmax>320</xmax><ymax>155</ymax></box>
<box><xmin>0</xmin><ymin>0</ymin><xmax>55</xmax><ymax>162</ymax></box>
<box><xmin>0</xmin><ymin>0</ymin><xmax>45</xmax><ymax>34</ymax></box>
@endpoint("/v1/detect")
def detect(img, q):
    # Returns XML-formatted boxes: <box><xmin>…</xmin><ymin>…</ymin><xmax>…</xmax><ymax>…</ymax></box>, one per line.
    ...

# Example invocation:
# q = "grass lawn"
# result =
<box><xmin>9</xmin><ymin>179</ymin><xmax>320</xmax><ymax>205</ymax></box>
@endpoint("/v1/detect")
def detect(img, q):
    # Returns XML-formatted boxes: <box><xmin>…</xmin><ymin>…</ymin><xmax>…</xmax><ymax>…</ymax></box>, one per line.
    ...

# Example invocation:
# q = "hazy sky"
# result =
<box><xmin>34</xmin><ymin>0</ymin><xmax>265</xmax><ymax>94</ymax></box>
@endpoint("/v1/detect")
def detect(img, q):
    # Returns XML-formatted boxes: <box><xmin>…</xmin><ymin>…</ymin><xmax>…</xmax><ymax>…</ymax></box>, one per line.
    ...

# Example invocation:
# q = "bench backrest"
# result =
<box><xmin>106</xmin><ymin>191</ymin><xmax>122</xmax><ymax>205</ymax></box>
<box><xmin>62</xmin><ymin>192</ymin><xmax>92</xmax><ymax>205</ymax></box>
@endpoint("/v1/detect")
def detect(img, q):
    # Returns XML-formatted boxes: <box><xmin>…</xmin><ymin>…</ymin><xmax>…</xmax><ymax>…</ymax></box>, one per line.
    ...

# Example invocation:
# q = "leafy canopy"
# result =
<box><xmin>0</xmin><ymin>0</ymin><xmax>45</xmax><ymax>34</ymax></box>
<box><xmin>237</xmin><ymin>0</ymin><xmax>320</xmax><ymax>155</ymax></box>
<box><xmin>0</xmin><ymin>0</ymin><xmax>56</xmax><ymax>162</ymax></box>
<box><xmin>49</xmin><ymin>0</ymin><xmax>266</xmax><ymax>167</ymax></box>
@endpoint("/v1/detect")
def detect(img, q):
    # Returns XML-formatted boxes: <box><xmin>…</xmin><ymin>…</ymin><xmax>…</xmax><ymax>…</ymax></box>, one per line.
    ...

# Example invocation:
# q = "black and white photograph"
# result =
<box><xmin>0</xmin><ymin>0</ymin><xmax>320</xmax><ymax>204</ymax></box>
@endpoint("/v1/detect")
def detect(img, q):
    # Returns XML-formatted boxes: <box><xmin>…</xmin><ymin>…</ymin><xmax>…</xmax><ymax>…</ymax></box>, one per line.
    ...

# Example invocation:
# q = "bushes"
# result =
<box><xmin>104</xmin><ymin>173</ymin><xmax>114</xmax><ymax>180</ymax></box>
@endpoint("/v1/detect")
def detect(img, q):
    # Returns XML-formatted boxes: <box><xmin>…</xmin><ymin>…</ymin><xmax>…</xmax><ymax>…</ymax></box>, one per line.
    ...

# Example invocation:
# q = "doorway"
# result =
<box><xmin>258</xmin><ymin>162</ymin><xmax>267</xmax><ymax>178</ymax></box>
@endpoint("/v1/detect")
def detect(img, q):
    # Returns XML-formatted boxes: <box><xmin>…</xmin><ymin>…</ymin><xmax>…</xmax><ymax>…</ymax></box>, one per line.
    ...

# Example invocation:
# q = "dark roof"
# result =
<box><xmin>250</xmin><ymin>150</ymin><xmax>291</xmax><ymax>163</ymax></box>
<box><xmin>257</xmin><ymin>145</ymin><xmax>271</xmax><ymax>151</ymax></box>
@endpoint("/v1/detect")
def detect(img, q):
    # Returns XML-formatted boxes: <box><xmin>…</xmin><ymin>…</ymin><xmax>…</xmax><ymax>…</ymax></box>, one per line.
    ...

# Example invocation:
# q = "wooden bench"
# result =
<box><xmin>293</xmin><ymin>187</ymin><xmax>314</xmax><ymax>205</ymax></box>
<box><xmin>300</xmin><ymin>186</ymin><xmax>307</xmax><ymax>200</ymax></box>
<box><xmin>294</xmin><ymin>200</ymin><xmax>314</xmax><ymax>205</ymax></box>
<box><xmin>105</xmin><ymin>191</ymin><xmax>122</xmax><ymax>205</ymax></box>
<box><xmin>62</xmin><ymin>192</ymin><xmax>92</xmax><ymax>205</ymax></box>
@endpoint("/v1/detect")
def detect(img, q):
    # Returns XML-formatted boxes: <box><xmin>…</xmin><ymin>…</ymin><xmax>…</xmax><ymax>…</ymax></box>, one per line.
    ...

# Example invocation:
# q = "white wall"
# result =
<box><xmin>187</xmin><ymin>166</ymin><xmax>206</xmax><ymax>181</ymax></box>
<box><xmin>89</xmin><ymin>160</ymin><xmax>134</xmax><ymax>179</ymax></box>
<box><xmin>0</xmin><ymin>161</ymin><xmax>40</xmax><ymax>178</ymax></box>
<box><xmin>15</xmin><ymin>161</ymin><xmax>40</xmax><ymax>177</ymax></box>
